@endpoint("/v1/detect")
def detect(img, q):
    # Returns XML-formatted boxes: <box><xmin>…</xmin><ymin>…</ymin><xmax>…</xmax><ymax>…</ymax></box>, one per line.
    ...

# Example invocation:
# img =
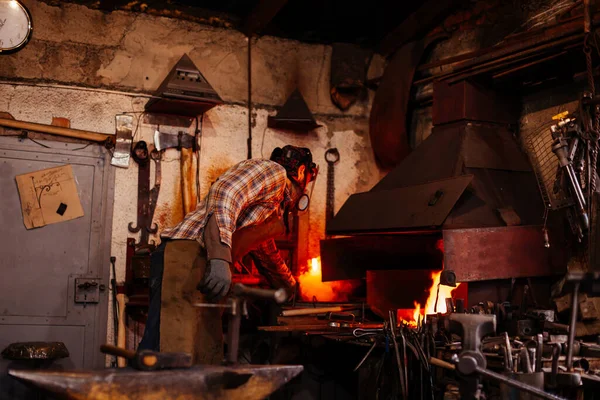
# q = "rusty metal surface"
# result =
<box><xmin>369</xmin><ymin>39</ymin><xmax>427</xmax><ymax>168</ymax></box>
<box><xmin>372</xmin><ymin>122</ymin><xmax>464</xmax><ymax>191</ymax></box>
<box><xmin>1</xmin><ymin>342</ymin><xmax>69</xmax><ymax>361</ymax></box>
<box><xmin>320</xmin><ymin>233</ymin><xmax>443</xmax><ymax>282</ymax></box>
<box><xmin>327</xmin><ymin>175</ymin><xmax>473</xmax><ymax>234</ymax></box>
<box><xmin>462</xmin><ymin>123</ymin><xmax>531</xmax><ymax>171</ymax></box>
<box><xmin>9</xmin><ymin>364</ymin><xmax>303</xmax><ymax>400</ymax></box>
<box><xmin>330</xmin><ymin>43</ymin><xmax>371</xmax><ymax>111</ymax></box>
<box><xmin>330</xmin><ymin>121</ymin><xmax>544</xmax><ymax>234</ymax></box>
<box><xmin>432</xmin><ymin>81</ymin><xmax>518</xmax><ymax>126</ymax></box>
<box><xmin>443</xmin><ymin>226</ymin><xmax>566</xmax><ymax>282</ymax></box>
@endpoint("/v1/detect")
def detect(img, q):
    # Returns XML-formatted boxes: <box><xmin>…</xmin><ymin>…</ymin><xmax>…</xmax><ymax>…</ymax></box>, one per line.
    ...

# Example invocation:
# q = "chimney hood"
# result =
<box><xmin>326</xmin><ymin>121</ymin><xmax>540</xmax><ymax>234</ymax></box>
<box><xmin>320</xmin><ymin>80</ymin><xmax>567</xmax><ymax>284</ymax></box>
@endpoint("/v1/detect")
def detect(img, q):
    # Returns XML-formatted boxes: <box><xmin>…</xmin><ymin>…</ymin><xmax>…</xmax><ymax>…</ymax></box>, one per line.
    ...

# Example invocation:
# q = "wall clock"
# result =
<box><xmin>0</xmin><ymin>0</ymin><xmax>33</xmax><ymax>54</ymax></box>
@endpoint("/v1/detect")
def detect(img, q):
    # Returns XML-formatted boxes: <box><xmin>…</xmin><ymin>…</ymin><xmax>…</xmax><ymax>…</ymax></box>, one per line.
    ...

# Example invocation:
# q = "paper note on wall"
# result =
<box><xmin>15</xmin><ymin>164</ymin><xmax>84</xmax><ymax>229</ymax></box>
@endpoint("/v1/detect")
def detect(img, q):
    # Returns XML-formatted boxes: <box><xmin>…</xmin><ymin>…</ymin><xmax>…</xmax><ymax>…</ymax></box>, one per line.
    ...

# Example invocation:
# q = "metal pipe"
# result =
<box><xmin>389</xmin><ymin>311</ymin><xmax>406</xmax><ymax>399</ymax></box>
<box><xmin>566</xmin><ymin>282</ymin><xmax>580</xmax><ymax>371</ymax></box>
<box><xmin>247</xmin><ymin>37</ymin><xmax>252</xmax><ymax>159</ymax></box>
<box><xmin>226</xmin><ymin>300</ymin><xmax>242</xmax><ymax>364</ymax></box>
<box><xmin>551</xmin><ymin>344</ymin><xmax>560</xmax><ymax>387</ymax></box>
<box><xmin>504</xmin><ymin>332</ymin><xmax>514</xmax><ymax>371</ymax></box>
<box><xmin>536</xmin><ymin>334</ymin><xmax>543</xmax><ymax>373</ymax></box>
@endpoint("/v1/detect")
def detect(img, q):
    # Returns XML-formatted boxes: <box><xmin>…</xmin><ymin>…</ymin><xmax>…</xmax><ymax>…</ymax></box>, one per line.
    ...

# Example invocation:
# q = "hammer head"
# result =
<box><xmin>154</xmin><ymin>130</ymin><xmax>195</xmax><ymax>151</ymax></box>
<box><xmin>136</xmin><ymin>350</ymin><xmax>192</xmax><ymax>371</ymax></box>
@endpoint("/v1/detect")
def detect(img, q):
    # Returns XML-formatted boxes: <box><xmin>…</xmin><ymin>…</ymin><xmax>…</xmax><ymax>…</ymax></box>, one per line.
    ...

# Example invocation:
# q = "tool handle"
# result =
<box><xmin>0</xmin><ymin>117</ymin><xmax>112</xmax><ymax>143</ymax></box>
<box><xmin>116</xmin><ymin>293</ymin><xmax>128</xmax><ymax>367</ymax></box>
<box><xmin>282</xmin><ymin>306</ymin><xmax>345</xmax><ymax>317</ymax></box>
<box><xmin>429</xmin><ymin>357</ymin><xmax>456</xmax><ymax>371</ymax></box>
<box><xmin>232</xmin><ymin>283</ymin><xmax>287</xmax><ymax>303</ymax></box>
<box><xmin>100</xmin><ymin>344</ymin><xmax>136</xmax><ymax>360</ymax></box>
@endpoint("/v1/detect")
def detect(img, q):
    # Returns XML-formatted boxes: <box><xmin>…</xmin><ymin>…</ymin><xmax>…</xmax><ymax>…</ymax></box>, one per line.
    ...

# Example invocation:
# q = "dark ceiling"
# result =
<box><xmin>189</xmin><ymin>0</ymin><xmax>423</xmax><ymax>48</ymax></box>
<box><xmin>55</xmin><ymin>0</ymin><xmax>427</xmax><ymax>50</ymax></box>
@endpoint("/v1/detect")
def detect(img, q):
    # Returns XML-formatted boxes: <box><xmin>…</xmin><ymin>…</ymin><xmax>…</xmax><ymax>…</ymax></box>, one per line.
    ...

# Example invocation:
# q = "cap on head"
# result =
<box><xmin>270</xmin><ymin>145</ymin><xmax>317</xmax><ymax>182</ymax></box>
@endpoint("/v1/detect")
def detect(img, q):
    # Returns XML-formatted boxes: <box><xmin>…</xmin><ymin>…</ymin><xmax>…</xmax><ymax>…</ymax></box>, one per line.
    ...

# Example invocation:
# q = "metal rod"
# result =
<box><xmin>247</xmin><ymin>37</ymin><xmax>252</xmax><ymax>160</ymax></box>
<box><xmin>226</xmin><ymin>300</ymin><xmax>242</xmax><ymax>364</ymax></box>
<box><xmin>504</xmin><ymin>332</ymin><xmax>514</xmax><ymax>371</ymax></box>
<box><xmin>566</xmin><ymin>281</ymin><xmax>580</xmax><ymax>371</ymax></box>
<box><xmin>353</xmin><ymin>340</ymin><xmax>378</xmax><ymax>372</ymax></box>
<box><xmin>476</xmin><ymin>366</ymin><xmax>566</xmax><ymax>400</ymax></box>
<box><xmin>536</xmin><ymin>334</ymin><xmax>543</xmax><ymax>373</ymax></box>
<box><xmin>389</xmin><ymin>311</ymin><xmax>406</xmax><ymax>399</ymax></box>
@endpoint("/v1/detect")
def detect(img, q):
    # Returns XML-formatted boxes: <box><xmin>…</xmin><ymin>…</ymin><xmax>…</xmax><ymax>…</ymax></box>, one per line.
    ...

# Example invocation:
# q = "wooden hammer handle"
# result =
<box><xmin>116</xmin><ymin>293</ymin><xmax>128</xmax><ymax>367</ymax></box>
<box><xmin>0</xmin><ymin>117</ymin><xmax>113</xmax><ymax>143</ymax></box>
<box><xmin>101</xmin><ymin>344</ymin><xmax>136</xmax><ymax>360</ymax></box>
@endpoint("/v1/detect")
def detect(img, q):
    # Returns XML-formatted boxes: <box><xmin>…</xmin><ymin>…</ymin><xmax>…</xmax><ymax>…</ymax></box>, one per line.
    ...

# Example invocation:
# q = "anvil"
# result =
<box><xmin>10</xmin><ymin>364</ymin><xmax>303</xmax><ymax>400</ymax></box>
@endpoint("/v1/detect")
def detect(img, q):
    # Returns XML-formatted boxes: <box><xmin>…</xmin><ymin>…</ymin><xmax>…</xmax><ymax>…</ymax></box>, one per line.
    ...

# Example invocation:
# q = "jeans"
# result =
<box><xmin>138</xmin><ymin>240</ymin><xmax>168</xmax><ymax>351</ymax></box>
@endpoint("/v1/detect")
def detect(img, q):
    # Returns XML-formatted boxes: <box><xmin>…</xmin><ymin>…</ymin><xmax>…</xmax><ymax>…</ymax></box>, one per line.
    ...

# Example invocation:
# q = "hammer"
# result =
<box><xmin>100</xmin><ymin>344</ymin><xmax>192</xmax><ymax>371</ymax></box>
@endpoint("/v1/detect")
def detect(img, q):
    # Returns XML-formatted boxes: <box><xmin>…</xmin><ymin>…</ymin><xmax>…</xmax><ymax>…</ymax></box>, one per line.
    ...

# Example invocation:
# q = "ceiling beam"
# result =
<box><xmin>241</xmin><ymin>0</ymin><xmax>289</xmax><ymax>37</ymax></box>
<box><xmin>378</xmin><ymin>0</ymin><xmax>464</xmax><ymax>57</ymax></box>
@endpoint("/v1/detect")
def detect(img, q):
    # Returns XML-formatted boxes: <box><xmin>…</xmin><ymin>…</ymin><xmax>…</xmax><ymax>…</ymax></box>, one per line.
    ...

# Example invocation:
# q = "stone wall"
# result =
<box><xmin>0</xmin><ymin>0</ymin><xmax>385</xmax><ymax>351</ymax></box>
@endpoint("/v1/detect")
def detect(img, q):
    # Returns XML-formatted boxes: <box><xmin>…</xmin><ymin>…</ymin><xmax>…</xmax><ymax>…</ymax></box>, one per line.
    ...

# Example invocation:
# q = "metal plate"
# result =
<box><xmin>326</xmin><ymin>175</ymin><xmax>473</xmax><ymax>234</ymax></box>
<box><xmin>320</xmin><ymin>233</ymin><xmax>443</xmax><ymax>282</ymax></box>
<box><xmin>462</xmin><ymin>122</ymin><xmax>531</xmax><ymax>171</ymax></box>
<box><xmin>0</xmin><ymin>136</ymin><xmax>114</xmax><ymax>371</ymax></box>
<box><xmin>443</xmin><ymin>225</ymin><xmax>566</xmax><ymax>282</ymax></box>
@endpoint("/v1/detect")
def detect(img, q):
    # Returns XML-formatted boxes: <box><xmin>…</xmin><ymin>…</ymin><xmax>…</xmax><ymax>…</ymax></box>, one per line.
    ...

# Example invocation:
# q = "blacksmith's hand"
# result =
<box><xmin>198</xmin><ymin>259</ymin><xmax>231</xmax><ymax>301</ymax></box>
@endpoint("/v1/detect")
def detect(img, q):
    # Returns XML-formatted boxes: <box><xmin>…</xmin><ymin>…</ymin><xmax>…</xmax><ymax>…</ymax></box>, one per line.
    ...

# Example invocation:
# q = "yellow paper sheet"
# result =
<box><xmin>15</xmin><ymin>164</ymin><xmax>84</xmax><ymax>229</ymax></box>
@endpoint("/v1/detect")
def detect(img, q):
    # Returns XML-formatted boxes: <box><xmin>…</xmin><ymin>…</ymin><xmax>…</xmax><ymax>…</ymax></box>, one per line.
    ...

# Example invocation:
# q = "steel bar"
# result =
<box><xmin>567</xmin><ymin>281</ymin><xmax>580</xmax><ymax>371</ymax></box>
<box><xmin>9</xmin><ymin>364</ymin><xmax>303</xmax><ymax>400</ymax></box>
<box><xmin>227</xmin><ymin>302</ymin><xmax>242</xmax><ymax>365</ymax></box>
<box><xmin>504</xmin><ymin>332</ymin><xmax>514</xmax><ymax>372</ymax></box>
<box><xmin>536</xmin><ymin>334</ymin><xmax>544</xmax><ymax>373</ymax></box>
<box><xmin>476</xmin><ymin>366</ymin><xmax>566</xmax><ymax>400</ymax></box>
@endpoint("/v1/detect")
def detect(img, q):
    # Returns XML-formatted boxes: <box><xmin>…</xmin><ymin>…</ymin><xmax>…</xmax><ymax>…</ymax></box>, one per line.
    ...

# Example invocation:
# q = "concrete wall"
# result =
<box><xmin>0</xmin><ymin>0</ymin><xmax>385</xmax><ymax>350</ymax></box>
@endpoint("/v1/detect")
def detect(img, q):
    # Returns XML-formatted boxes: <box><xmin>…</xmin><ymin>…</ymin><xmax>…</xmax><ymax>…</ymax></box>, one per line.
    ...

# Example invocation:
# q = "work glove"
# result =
<box><xmin>197</xmin><ymin>259</ymin><xmax>231</xmax><ymax>301</ymax></box>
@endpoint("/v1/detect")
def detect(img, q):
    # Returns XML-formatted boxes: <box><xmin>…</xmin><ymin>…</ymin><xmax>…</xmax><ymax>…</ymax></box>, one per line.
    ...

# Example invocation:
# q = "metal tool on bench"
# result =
<box><xmin>449</xmin><ymin>313</ymin><xmax>567</xmax><ymax>400</ymax></box>
<box><xmin>100</xmin><ymin>344</ymin><xmax>192</xmax><ymax>371</ymax></box>
<box><xmin>194</xmin><ymin>283</ymin><xmax>288</xmax><ymax>364</ymax></box>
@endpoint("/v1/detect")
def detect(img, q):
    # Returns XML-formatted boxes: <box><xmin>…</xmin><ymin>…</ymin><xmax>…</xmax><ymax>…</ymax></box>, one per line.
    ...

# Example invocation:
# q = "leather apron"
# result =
<box><xmin>160</xmin><ymin>213</ymin><xmax>285</xmax><ymax>364</ymax></box>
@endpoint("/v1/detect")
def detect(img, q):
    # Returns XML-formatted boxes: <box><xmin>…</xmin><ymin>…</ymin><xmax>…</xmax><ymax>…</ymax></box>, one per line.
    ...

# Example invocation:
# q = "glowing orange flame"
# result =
<box><xmin>399</xmin><ymin>270</ymin><xmax>461</xmax><ymax>327</ymax></box>
<box><xmin>297</xmin><ymin>257</ymin><xmax>357</xmax><ymax>302</ymax></box>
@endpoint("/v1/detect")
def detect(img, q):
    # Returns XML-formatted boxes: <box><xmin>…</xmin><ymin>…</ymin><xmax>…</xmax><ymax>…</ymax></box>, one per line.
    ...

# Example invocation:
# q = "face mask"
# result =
<box><xmin>296</xmin><ymin>165</ymin><xmax>319</xmax><ymax>211</ymax></box>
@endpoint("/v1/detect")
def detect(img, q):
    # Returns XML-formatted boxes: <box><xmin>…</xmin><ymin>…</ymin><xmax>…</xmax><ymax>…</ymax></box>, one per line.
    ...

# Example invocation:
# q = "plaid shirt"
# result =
<box><xmin>161</xmin><ymin>159</ymin><xmax>296</xmax><ymax>288</ymax></box>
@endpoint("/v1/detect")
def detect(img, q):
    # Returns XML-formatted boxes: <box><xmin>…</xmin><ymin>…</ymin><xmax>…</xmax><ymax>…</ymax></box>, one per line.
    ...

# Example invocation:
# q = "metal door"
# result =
<box><xmin>0</xmin><ymin>136</ymin><xmax>114</xmax><ymax>397</ymax></box>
